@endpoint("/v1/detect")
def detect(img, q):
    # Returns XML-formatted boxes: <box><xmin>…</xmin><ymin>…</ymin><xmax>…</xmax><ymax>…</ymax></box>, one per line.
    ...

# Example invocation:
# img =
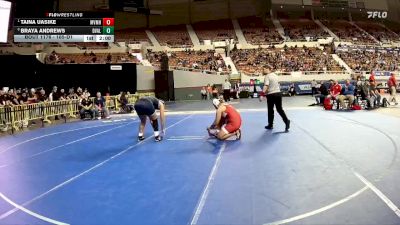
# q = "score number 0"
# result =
<box><xmin>102</xmin><ymin>18</ymin><xmax>114</xmax><ymax>26</ymax></box>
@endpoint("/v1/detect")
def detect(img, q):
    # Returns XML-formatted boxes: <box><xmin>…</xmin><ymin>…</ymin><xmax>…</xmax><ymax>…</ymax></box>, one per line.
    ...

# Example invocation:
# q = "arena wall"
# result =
<box><xmin>191</xmin><ymin>0</ymin><xmax>229</xmax><ymax>23</ymax></box>
<box><xmin>59</xmin><ymin>0</ymin><xmax>106</xmax><ymax>11</ymax></box>
<box><xmin>137</xmin><ymin>65</ymin><xmax>155</xmax><ymax>91</ymax></box>
<box><xmin>115</xmin><ymin>12</ymin><xmax>147</xmax><ymax>29</ymax></box>
<box><xmin>149</xmin><ymin>1</ymin><xmax>190</xmax><ymax>27</ymax></box>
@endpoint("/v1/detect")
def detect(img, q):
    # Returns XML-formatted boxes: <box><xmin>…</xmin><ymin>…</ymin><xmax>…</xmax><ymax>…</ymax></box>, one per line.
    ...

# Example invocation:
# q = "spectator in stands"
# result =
<box><xmin>68</xmin><ymin>88</ymin><xmax>79</xmax><ymax>100</ymax></box>
<box><xmin>388</xmin><ymin>73</ymin><xmax>398</xmax><ymax>105</ymax></box>
<box><xmin>223</xmin><ymin>79</ymin><xmax>231</xmax><ymax>102</ymax></box>
<box><xmin>77</xmin><ymin>87</ymin><xmax>83</xmax><ymax>96</ymax></box>
<box><xmin>27</xmin><ymin>88</ymin><xmax>38</xmax><ymax>104</ymax></box>
<box><xmin>201</xmin><ymin>87</ymin><xmax>207</xmax><ymax>100</ymax></box>
<box><xmin>0</xmin><ymin>89</ymin><xmax>5</xmax><ymax>106</ymax></box>
<box><xmin>79</xmin><ymin>94</ymin><xmax>95</xmax><ymax>119</ymax></box>
<box><xmin>89</xmin><ymin>51</ymin><xmax>96</xmax><ymax>57</ymax></box>
<box><xmin>59</xmin><ymin>89</ymin><xmax>67</xmax><ymax>100</ymax></box>
<box><xmin>49</xmin><ymin>86</ymin><xmax>59</xmax><ymax>101</ymax></box>
<box><xmin>94</xmin><ymin>92</ymin><xmax>110</xmax><ymax>119</ymax></box>
<box><xmin>338</xmin><ymin>80</ymin><xmax>355</xmax><ymax>109</ymax></box>
<box><xmin>18</xmin><ymin>92</ymin><xmax>28</xmax><ymax>104</ymax></box>
<box><xmin>8</xmin><ymin>89</ymin><xmax>20</xmax><ymax>106</ymax></box>
<box><xmin>339</xmin><ymin>51</ymin><xmax>399</xmax><ymax>72</ymax></box>
<box><xmin>37</xmin><ymin>89</ymin><xmax>48</xmax><ymax>102</ymax></box>
<box><xmin>83</xmin><ymin>88</ymin><xmax>90</xmax><ymax>97</ymax></box>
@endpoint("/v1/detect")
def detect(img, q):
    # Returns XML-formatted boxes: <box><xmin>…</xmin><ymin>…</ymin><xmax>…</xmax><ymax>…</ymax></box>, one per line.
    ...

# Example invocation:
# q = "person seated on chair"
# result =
<box><xmin>94</xmin><ymin>92</ymin><xmax>111</xmax><ymax>119</ymax></box>
<box><xmin>79</xmin><ymin>93</ymin><xmax>95</xmax><ymax>119</ymax></box>
<box><xmin>327</xmin><ymin>80</ymin><xmax>342</xmax><ymax>102</ymax></box>
<box><xmin>314</xmin><ymin>81</ymin><xmax>329</xmax><ymax>105</ymax></box>
<box><xmin>338</xmin><ymin>79</ymin><xmax>355</xmax><ymax>109</ymax></box>
<box><xmin>119</xmin><ymin>92</ymin><xmax>133</xmax><ymax>113</ymax></box>
<box><xmin>369</xmin><ymin>72</ymin><xmax>376</xmax><ymax>87</ymax></box>
<box><xmin>207</xmin><ymin>98</ymin><xmax>241</xmax><ymax>141</ymax></box>
<box><xmin>369</xmin><ymin>84</ymin><xmax>382</xmax><ymax>108</ymax></box>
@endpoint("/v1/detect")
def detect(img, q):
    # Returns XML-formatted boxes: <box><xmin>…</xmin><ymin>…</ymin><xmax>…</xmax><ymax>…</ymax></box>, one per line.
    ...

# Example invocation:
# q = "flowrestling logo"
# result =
<box><xmin>367</xmin><ymin>11</ymin><xmax>388</xmax><ymax>19</ymax></box>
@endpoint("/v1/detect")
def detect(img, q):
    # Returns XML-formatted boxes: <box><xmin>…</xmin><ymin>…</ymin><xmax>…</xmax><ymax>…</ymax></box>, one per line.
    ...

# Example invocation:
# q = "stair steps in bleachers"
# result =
<box><xmin>314</xmin><ymin>20</ymin><xmax>340</xmax><ymax>41</ymax></box>
<box><xmin>186</xmin><ymin>24</ymin><xmax>201</xmax><ymax>46</ymax></box>
<box><xmin>145</xmin><ymin>30</ymin><xmax>161</xmax><ymax>47</ymax></box>
<box><xmin>350</xmin><ymin>22</ymin><xmax>380</xmax><ymax>44</ymax></box>
<box><xmin>231</xmin><ymin>19</ymin><xmax>248</xmax><ymax>45</ymax></box>
<box><xmin>272</xmin><ymin>19</ymin><xmax>288</xmax><ymax>41</ymax></box>
<box><xmin>331</xmin><ymin>54</ymin><xmax>353</xmax><ymax>74</ymax></box>
<box><xmin>141</xmin><ymin>59</ymin><xmax>152</xmax><ymax>67</ymax></box>
<box><xmin>221</xmin><ymin>54</ymin><xmax>238</xmax><ymax>76</ymax></box>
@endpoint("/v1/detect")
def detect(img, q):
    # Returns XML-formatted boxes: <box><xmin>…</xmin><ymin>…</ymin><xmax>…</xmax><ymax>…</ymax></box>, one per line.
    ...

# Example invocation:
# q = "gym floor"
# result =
<box><xmin>0</xmin><ymin>97</ymin><xmax>399</xmax><ymax>225</ymax></box>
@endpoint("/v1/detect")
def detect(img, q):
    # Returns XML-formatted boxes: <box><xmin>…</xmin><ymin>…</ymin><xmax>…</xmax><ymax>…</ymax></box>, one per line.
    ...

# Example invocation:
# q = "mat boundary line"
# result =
<box><xmin>0</xmin><ymin>122</ymin><xmax>132</xmax><ymax>155</ymax></box>
<box><xmin>0</xmin><ymin>192</ymin><xmax>69</xmax><ymax>225</ymax></box>
<box><xmin>0</xmin><ymin>115</ymin><xmax>193</xmax><ymax>220</ymax></box>
<box><xmin>190</xmin><ymin>142</ymin><xmax>227</xmax><ymax>225</ymax></box>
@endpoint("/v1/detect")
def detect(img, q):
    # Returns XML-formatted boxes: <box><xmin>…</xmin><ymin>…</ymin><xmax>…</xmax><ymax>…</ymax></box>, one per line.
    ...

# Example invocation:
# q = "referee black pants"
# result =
<box><xmin>311</xmin><ymin>87</ymin><xmax>317</xmax><ymax>96</ymax></box>
<box><xmin>267</xmin><ymin>92</ymin><xmax>289</xmax><ymax>126</ymax></box>
<box><xmin>223</xmin><ymin>89</ymin><xmax>230</xmax><ymax>102</ymax></box>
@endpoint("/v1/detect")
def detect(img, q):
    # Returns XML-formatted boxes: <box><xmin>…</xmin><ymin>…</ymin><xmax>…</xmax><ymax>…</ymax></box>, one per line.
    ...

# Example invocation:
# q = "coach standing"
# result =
<box><xmin>263</xmin><ymin>66</ymin><xmax>290</xmax><ymax>132</ymax></box>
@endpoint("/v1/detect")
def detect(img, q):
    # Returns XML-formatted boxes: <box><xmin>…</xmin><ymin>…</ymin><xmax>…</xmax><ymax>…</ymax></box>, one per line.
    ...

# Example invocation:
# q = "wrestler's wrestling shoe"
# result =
<box><xmin>155</xmin><ymin>135</ymin><xmax>163</xmax><ymax>142</ymax></box>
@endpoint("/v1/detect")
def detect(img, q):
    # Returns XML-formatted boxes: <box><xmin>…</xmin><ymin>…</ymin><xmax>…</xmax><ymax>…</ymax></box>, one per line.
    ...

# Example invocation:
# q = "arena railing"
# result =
<box><xmin>165</xmin><ymin>44</ymin><xmax>194</xmax><ymax>49</ymax></box>
<box><xmin>241</xmin><ymin>70</ymin><xmax>348</xmax><ymax>77</ymax></box>
<box><xmin>169</xmin><ymin>66</ymin><xmax>230</xmax><ymax>75</ymax></box>
<box><xmin>0</xmin><ymin>92</ymin><xmax>154</xmax><ymax>134</ymax></box>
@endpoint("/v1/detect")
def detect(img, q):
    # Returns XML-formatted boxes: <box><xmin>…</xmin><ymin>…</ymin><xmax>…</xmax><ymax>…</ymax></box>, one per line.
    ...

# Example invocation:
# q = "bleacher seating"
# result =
<box><xmin>231</xmin><ymin>47</ymin><xmax>344</xmax><ymax>75</ymax></box>
<box><xmin>151</xmin><ymin>25</ymin><xmax>193</xmax><ymax>47</ymax></box>
<box><xmin>238</xmin><ymin>16</ymin><xmax>282</xmax><ymax>45</ymax></box>
<box><xmin>66</xmin><ymin>42</ymin><xmax>109</xmax><ymax>50</ymax></box>
<box><xmin>280</xmin><ymin>19</ymin><xmax>330</xmax><ymax>41</ymax></box>
<box><xmin>354</xmin><ymin>21</ymin><xmax>400</xmax><ymax>43</ymax></box>
<box><xmin>114</xmin><ymin>28</ymin><xmax>151</xmax><ymax>44</ymax></box>
<box><xmin>385</xmin><ymin>22</ymin><xmax>400</xmax><ymax>36</ymax></box>
<box><xmin>47</xmin><ymin>53</ymin><xmax>140</xmax><ymax>64</ymax></box>
<box><xmin>193</xmin><ymin>19</ymin><xmax>237</xmax><ymax>42</ymax></box>
<box><xmin>147</xmin><ymin>50</ymin><xmax>228</xmax><ymax>73</ymax></box>
<box><xmin>338</xmin><ymin>50</ymin><xmax>399</xmax><ymax>72</ymax></box>
<box><xmin>321</xmin><ymin>20</ymin><xmax>376</xmax><ymax>44</ymax></box>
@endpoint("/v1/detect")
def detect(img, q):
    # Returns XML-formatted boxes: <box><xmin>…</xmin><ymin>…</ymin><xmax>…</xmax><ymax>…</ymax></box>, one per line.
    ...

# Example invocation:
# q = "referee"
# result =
<box><xmin>263</xmin><ymin>66</ymin><xmax>290</xmax><ymax>132</ymax></box>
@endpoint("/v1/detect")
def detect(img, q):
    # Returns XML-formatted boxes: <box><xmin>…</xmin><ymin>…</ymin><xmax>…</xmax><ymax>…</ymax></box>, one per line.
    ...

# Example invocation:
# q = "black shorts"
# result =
<box><xmin>134</xmin><ymin>99</ymin><xmax>155</xmax><ymax>116</ymax></box>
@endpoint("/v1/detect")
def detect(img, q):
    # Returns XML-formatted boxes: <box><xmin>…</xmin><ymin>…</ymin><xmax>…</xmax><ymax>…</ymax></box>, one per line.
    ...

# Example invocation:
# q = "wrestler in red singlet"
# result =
<box><xmin>221</xmin><ymin>104</ymin><xmax>242</xmax><ymax>134</ymax></box>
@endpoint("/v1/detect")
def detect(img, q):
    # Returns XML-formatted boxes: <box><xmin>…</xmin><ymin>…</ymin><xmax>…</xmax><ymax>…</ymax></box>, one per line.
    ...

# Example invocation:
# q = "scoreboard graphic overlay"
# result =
<box><xmin>14</xmin><ymin>12</ymin><xmax>114</xmax><ymax>42</ymax></box>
